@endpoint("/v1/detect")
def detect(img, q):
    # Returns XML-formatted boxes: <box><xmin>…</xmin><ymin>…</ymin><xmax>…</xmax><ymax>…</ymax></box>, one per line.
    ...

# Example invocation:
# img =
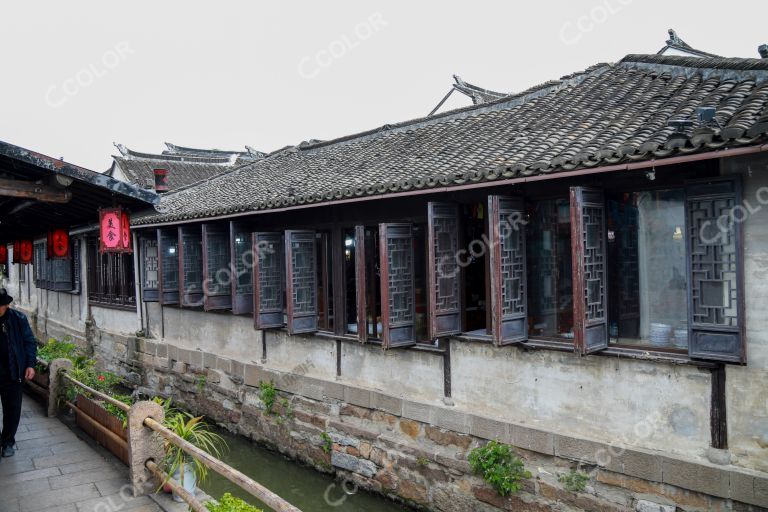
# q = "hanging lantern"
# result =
<box><xmin>0</xmin><ymin>245</ymin><xmax>7</xmax><ymax>265</ymax></box>
<box><xmin>99</xmin><ymin>207</ymin><xmax>133</xmax><ymax>253</ymax></box>
<box><xmin>17</xmin><ymin>240</ymin><xmax>33</xmax><ymax>264</ymax></box>
<box><xmin>47</xmin><ymin>229</ymin><xmax>70</xmax><ymax>259</ymax></box>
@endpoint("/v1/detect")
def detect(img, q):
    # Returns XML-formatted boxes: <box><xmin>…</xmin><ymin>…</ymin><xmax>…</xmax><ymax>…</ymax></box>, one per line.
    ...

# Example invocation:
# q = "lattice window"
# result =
<box><xmin>233</xmin><ymin>231</ymin><xmax>253</xmax><ymax>294</ymax></box>
<box><xmin>431</xmin><ymin>206</ymin><xmax>459</xmax><ymax>313</ymax></box>
<box><xmin>688</xmin><ymin>197</ymin><xmax>739</xmax><ymax>328</ymax></box>
<box><xmin>289</xmin><ymin>235</ymin><xmax>316</xmax><ymax>315</ymax></box>
<box><xmin>143</xmin><ymin>238</ymin><xmax>159</xmax><ymax>289</ymax></box>
<box><xmin>161</xmin><ymin>232</ymin><xmax>179</xmax><ymax>291</ymax></box>
<box><xmin>582</xmin><ymin>206</ymin><xmax>606</xmax><ymax>322</ymax></box>
<box><xmin>500</xmin><ymin>212</ymin><xmax>526</xmax><ymax>317</ymax></box>
<box><xmin>258</xmin><ymin>236</ymin><xmax>284</xmax><ymax>311</ymax></box>
<box><xmin>182</xmin><ymin>233</ymin><xmax>202</xmax><ymax>292</ymax></box>
<box><xmin>205</xmin><ymin>231</ymin><xmax>229</xmax><ymax>295</ymax></box>
<box><xmin>72</xmin><ymin>238</ymin><xmax>81</xmax><ymax>293</ymax></box>
<box><xmin>386</xmin><ymin>232</ymin><xmax>414</xmax><ymax>325</ymax></box>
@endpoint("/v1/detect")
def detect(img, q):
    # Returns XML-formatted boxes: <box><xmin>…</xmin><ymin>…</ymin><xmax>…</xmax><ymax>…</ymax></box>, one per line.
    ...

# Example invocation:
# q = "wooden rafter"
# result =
<box><xmin>0</xmin><ymin>178</ymin><xmax>72</xmax><ymax>203</ymax></box>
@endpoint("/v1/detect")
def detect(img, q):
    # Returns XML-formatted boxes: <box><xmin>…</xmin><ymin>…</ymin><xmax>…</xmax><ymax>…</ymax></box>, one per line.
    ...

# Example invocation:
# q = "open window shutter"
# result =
<box><xmin>141</xmin><ymin>235</ymin><xmax>159</xmax><ymax>301</ymax></box>
<box><xmin>285</xmin><ymin>230</ymin><xmax>318</xmax><ymax>334</ymax></box>
<box><xmin>427</xmin><ymin>203</ymin><xmax>462</xmax><ymax>339</ymax></box>
<box><xmin>685</xmin><ymin>178</ymin><xmax>745</xmax><ymax>363</ymax></box>
<box><xmin>72</xmin><ymin>238</ymin><xmax>81</xmax><ymax>293</ymax></box>
<box><xmin>230</xmin><ymin>222</ymin><xmax>253</xmax><ymax>315</ymax></box>
<box><xmin>202</xmin><ymin>224</ymin><xmax>232</xmax><ymax>311</ymax></box>
<box><xmin>488</xmin><ymin>196</ymin><xmax>528</xmax><ymax>345</ymax></box>
<box><xmin>253</xmin><ymin>232</ymin><xmax>285</xmax><ymax>329</ymax></box>
<box><xmin>157</xmin><ymin>229</ymin><xmax>179</xmax><ymax>305</ymax></box>
<box><xmin>570</xmin><ymin>187</ymin><xmax>609</xmax><ymax>354</ymax></box>
<box><xmin>354</xmin><ymin>226</ymin><xmax>368</xmax><ymax>343</ymax></box>
<box><xmin>379</xmin><ymin>223</ymin><xmax>416</xmax><ymax>348</ymax></box>
<box><xmin>179</xmin><ymin>225</ymin><xmax>203</xmax><ymax>307</ymax></box>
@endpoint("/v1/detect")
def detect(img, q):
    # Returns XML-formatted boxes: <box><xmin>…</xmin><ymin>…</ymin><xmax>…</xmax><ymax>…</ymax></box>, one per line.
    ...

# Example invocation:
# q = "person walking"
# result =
<box><xmin>0</xmin><ymin>288</ymin><xmax>37</xmax><ymax>458</ymax></box>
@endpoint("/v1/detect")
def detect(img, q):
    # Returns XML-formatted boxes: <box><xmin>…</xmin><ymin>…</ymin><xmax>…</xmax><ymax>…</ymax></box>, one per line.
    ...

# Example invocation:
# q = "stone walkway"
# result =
<box><xmin>0</xmin><ymin>391</ymin><xmax>162</xmax><ymax>512</ymax></box>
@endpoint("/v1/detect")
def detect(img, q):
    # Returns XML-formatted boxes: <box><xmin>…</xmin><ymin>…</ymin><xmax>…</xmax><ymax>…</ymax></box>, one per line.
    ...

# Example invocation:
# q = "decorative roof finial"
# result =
<box><xmin>759</xmin><ymin>44</ymin><xmax>768</xmax><ymax>59</ymax></box>
<box><xmin>667</xmin><ymin>29</ymin><xmax>683</xmax><ymax>46</ymax></box>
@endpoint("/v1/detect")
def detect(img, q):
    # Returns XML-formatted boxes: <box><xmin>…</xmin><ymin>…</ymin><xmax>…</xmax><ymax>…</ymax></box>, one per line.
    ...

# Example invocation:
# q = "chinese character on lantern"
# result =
<box><xmin>47</xmin><ymin>229</ymin><xmax>70</xmax><ymax>259</ymax></box>
<box><xmin>99</xmin><ymin>207</ymin><xmax>133</xmax><ymax>253</ymax></box>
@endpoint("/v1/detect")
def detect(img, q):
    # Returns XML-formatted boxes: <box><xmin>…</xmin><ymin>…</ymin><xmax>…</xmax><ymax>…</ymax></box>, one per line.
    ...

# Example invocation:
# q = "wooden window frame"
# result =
<box><xmin>86</xmin><ymin>237</ymin><xmax>136</xmax><ymax>309</ymax></box>
<box><xmin>230</xmin><ymin>222</ymin><xmax>253</xmax><ymax>315</ymax></box>
<box><xmin>202</xmin><ymin>223</ymin><xmax>232</xmax><ymax>311</ymax></box>
<box><xmin>253</xmin><ymin>232</ymin><xmax>285</xmax><ymax>329</ymax></box>
<box><xmin>140</xmin><ymin>234</ymin><xmax>159</xmax><ymax>302</ymax></box>
<box><xmin>427</xmin><ymin>202</ymin><xmax>463</xmax><ymax>339</ymax></box>
<box><xmin>285</xmin><ymin>230</ymin><xmax>318</xmax><ymax>335</ymax></box>
<box><xmin>379</xmin><ymin>223</ymin><xmax>417</xmax><ymax>348</ymax></box>
<box><xmin>157</xmin><ymin>228</ymin><xmax>180</xmax><ymax>305</ymax></box>
<box><xmin>178</xmin><ymin>225</ymin><xmax>203</xmax><ymax>308</ymax></box>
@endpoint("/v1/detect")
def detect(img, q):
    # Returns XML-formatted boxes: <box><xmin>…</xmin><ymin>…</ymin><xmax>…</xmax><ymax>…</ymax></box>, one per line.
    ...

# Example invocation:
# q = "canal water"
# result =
<box><xmin>200</xmin><ymin>427</ymin><xmax>410</xmax><ymax>512</ymax></box>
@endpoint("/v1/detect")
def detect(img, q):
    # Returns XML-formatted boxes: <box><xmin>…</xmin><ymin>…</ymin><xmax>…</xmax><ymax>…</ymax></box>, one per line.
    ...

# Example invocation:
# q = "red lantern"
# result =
<box><xmin>47</xmin><ymin>229</ymin><xmax>70</xmax><ymax>259</ymax></box>
<box><xmin>0</xmin><ymin>245</ymin><xmax>7</xmax><ymax>265</ymax></box>
<box><xmin>12</xmin><ymin>241</ymin><xmax>19</xmax><ymax>264</ymax></box>
<box><xmin>18</xmin><ymin>240</ymin><xmax>33</xmax><ymax>264</ymax></box>
<box><xmin>99</xmin><ymin>207</ymin><xmax>132</xmax><ymax>253</ymax></box>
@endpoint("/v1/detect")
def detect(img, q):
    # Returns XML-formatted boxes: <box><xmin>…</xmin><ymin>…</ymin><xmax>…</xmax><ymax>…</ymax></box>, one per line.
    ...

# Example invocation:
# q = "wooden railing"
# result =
<box><xmin>54</xmin><ymin>363</ymin><xmax>302</xmax><ymax>512</ymax></box>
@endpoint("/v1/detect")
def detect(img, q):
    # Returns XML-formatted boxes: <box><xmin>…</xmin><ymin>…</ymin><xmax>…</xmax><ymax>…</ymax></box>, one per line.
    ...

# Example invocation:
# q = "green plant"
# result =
<box><xmin>102</xmin><ymin>393</ymin><xmax>135</xmax><ymax>428</ymax></box>
<box><xmin>206</xmin><ymin>493</ymin><xmax>262</xmax><ymax>512</ymax></box>
<box><xmin>559</xmin><ymin>470</ymin><xmax>589</xmax><ymax>493</ymax></box>
<box><xmin>320</xmin><ymin>432</ymin><xmax>332</xmax><ymax>454</ymax></box>
<box><xmin>468</xmin><ymin>440</ymin><xmax>531</xmax><ymax>497</ymax></box>
<box><xmin>197</xmin><ymin>375</ymin><xmax>207</xmax><ymax>393</ymax></box>
<box><xmin>162</xmin><ymin>411</ymin><xmax>227</xmax><ymax>487</ymax></box>
<box><xmin>38</xmin><ymin>337</ymin><xmax>79</xmax><ymax>363</ymax></box>
<box><xmin>417</xmin><ymin>456</ymin><xmax>430</xmax><ymax>467</ymax></box>
<box><xmin>64</xmin><ymin>358</ymin><xmax>123</xmax><ymax>402</ymax></box>
<box><xmin>258</xmin><ymin>380</ymin><xmax>277</xmax><ymax>414</ymax></box>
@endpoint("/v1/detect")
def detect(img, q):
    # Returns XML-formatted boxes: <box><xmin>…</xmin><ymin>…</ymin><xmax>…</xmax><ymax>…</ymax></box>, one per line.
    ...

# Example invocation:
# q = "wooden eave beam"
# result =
<box><xmin>0</xmin><ymin>178</ymin><xmax>72</xmax><ymax>203</ymax></box>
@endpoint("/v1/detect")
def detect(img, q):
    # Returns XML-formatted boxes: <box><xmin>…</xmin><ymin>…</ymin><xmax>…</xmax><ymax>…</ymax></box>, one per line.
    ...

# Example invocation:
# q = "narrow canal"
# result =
<box><xmin>200</xmin><ymin>427</ymin><xmax>410</xmax><ymax>512</ymax></box>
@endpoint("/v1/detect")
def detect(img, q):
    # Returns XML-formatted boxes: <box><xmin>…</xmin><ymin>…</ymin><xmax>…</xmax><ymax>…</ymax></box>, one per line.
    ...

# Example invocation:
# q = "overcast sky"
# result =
<box><xmin>1</xmin><ymin>1</ymin><xmax>765</xmax><ymax>171</ymax></box>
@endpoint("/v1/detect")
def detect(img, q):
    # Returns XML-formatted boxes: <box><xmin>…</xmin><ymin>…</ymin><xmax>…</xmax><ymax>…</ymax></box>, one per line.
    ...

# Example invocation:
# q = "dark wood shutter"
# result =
<box><xmin>379</xmin><ymin>223</ymin><xmax>416</xmax><ymax>348</ymax></box>
<box><xmin>230</xmin><ymin>222</ymin><xmax>253</xmax><ymax>315</ymax></box>
<box><xmin>72</xmin><ymin>238</ymin><xmax>81</xmax><ymax>293</ymax></box>
<box><xmin>157</xmin><ymin>228</ymin><xmax>179</xmax><ymax>305</ymax></box>
<box><xmin>50</xmin><ymin>257</ymin><xmax>73</xmax><ymax>290</ymax></box>
<box><xmin>179</xmin><ymin>225</ymin><xmax>203</xmax><ymax>307</ymax></box>
<box><xmin>685</xmin><ymin>178</ymin><xmax>745</xmax><ymax>363</ymax></box>
<box><xmin>285</xmin><ymin>230</ymin><xmax>318</xmax><ymax>334</ymax></box>
<box><xmin>427</xmin><ymin>203</ymin><xmax>462</xmax><ymax>339</ymax></box>
<box><xmin>570</xmin><ymin>187</ymin><xmax>609</xmax><ymax>354</ymax></box>
<box><xmin>253</xmin><ymin>232</ymin><xmax>285</xmax><ymax>329</ymax></box>
<box><xmin>354</xmin><ymin>226</ymin><xmax>368</xmax><ymax>343</ymax></box>
<box><xmin>488</xmin><ymin>196</ymin><xmax>528</xmax><ymax>345</ymax></box>
<box><xmin>202</xmin><ymin>223</ymin><xmax>232</xmax><ymax>310</ymax></box>
<box><xmin>141</xmin><ymin>235</ymin><xmax>159</xmax><ymax>301</ymax></box>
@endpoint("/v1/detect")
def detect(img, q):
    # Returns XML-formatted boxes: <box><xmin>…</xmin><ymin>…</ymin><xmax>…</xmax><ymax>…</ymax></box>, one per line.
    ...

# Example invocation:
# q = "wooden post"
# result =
<box><xmin>47</xmin><ymin>358</ymin><xmax>72</xmax><ymax>418</ymax></box>
<box><xmin>127</xmin><ymin>401</ymin><xmax>165</xmax><ymax>497</ymax></box>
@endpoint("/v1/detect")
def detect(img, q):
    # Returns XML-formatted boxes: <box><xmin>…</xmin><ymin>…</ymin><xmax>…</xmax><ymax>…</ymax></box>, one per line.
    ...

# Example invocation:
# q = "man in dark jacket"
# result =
<box><xmin>0</xmin><ymin>288</ymin><xmax>37</xmax><ymax>458</ymax></box>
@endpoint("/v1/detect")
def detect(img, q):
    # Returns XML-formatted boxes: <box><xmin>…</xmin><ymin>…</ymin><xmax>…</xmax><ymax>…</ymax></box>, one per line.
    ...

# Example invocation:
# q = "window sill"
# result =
<box><xmin>89</xmin><ymin>301</ymin><xmax>137</xmax><ymax>312</ymax></box>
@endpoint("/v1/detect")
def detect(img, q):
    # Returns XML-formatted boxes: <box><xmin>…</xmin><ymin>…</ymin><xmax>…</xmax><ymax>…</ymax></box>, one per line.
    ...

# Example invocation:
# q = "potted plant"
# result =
<box><xmin>162</xmin><ymin>411</ymin><xmax>227</xmax><ymax>502</ymax></box>
<box><xmin>206</xmin><ymin>493</ymin><xmax>263</xmax><ymax>512</ymax></box>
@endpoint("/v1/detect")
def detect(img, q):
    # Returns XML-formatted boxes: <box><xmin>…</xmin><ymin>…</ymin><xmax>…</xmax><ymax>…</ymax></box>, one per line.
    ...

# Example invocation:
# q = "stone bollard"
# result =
<box><xmin>47</xmin><ymin>358</ymin><xmax>73</xmax><ymax>418</ymax></box>
<box><xmin>127</xmin><ymin>401</ymin><xmax>166</xmax><ymax>497</ymax></box>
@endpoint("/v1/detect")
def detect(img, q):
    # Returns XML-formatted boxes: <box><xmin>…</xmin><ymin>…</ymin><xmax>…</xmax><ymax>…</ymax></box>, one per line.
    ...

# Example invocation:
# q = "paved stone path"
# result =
<box><xmin>0</xmin><ymin>391</ymin><xmax>163</xmax><ymax>512</ymax></box>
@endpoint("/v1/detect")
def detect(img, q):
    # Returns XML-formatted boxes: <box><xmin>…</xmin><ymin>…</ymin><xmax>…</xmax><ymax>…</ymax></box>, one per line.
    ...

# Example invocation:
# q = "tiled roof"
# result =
<box><xmin>134</xmin><ymin>54</ymin><xmax>768</xmax><ymax>226</ymax></box>
<box><xmin>110</xmin><ymin>143</ymin><xmax>263</xmax><ymax>191</ymax></box>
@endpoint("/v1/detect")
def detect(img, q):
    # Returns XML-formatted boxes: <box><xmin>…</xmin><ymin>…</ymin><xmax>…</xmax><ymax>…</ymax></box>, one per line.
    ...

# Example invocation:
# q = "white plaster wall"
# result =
<box><xmin>263</xmin><ymin>331</ymin><xmax>337</xmax><ymax>381</ymax></box>
<box><xmin>723</xmin><ymin>154</ymin><xmax>768</xmax><ymax>472</ymax></box>
<box><xmin>451</xmin><ymin>341</ymin><xmax>711</xmax><ymax>459</ymax></box>
<box><xmin>146</xmin><ymin>304</ymin><xmax>260</xmax><ymax>362</ymax></box>
<box><xmin>341</xmin><ymin>342</ymin><xmax>444</xmax><ymax>403</ymax></box>
<box><xmin>91</xmin><ymin>306</ymin><xmax>140</xmax><ymax>336</ymax></box>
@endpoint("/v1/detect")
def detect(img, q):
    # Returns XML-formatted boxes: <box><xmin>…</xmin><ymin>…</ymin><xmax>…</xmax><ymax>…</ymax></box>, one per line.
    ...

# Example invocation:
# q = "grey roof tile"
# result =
<box><xmin>134</xmin><ymin>54</ymin><xmax>768</xmax><ymax>226</ymax></box>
